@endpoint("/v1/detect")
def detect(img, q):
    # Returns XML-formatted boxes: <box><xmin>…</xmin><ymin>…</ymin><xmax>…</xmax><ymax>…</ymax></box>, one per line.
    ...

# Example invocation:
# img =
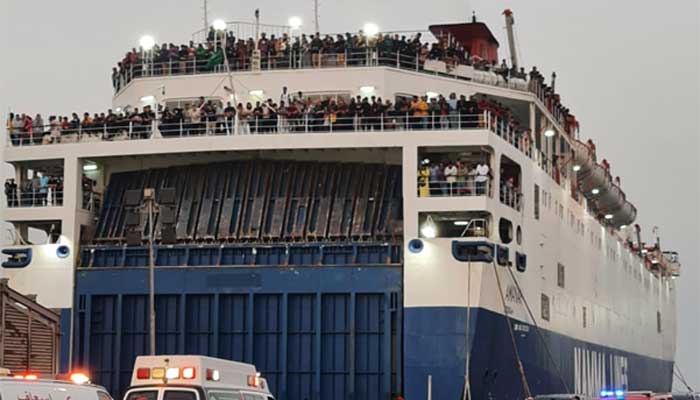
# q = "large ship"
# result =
<box><xmin>1</xmin><ymin>10</ymin><xmax>681</xmax><ymax>400</ymax></box>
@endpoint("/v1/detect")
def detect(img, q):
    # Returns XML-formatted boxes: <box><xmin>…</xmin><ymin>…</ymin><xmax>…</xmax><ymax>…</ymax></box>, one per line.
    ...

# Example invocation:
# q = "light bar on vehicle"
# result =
<box><xmin>206</xmin><ymin>368</ymin><xmax>220</xmax><ymax>381</ymax></box>
<box><xmin>14</xmin><ymin>373</ymin><xmax>39</xmax><ymax>380</ymax></box>
<box><xmin>247</xmin><ymin>373</ymin><xmax>261</xmax><ymax>387</ymax></box>
<box><xmin>136</xmin><ymin>367</ymin><xmax>197</xmax><ymax>380</ymax></box>
<box><xmin>70</xmin><ymin>372</ymin><xmax>91</xmax><ymax>385</ymax></box>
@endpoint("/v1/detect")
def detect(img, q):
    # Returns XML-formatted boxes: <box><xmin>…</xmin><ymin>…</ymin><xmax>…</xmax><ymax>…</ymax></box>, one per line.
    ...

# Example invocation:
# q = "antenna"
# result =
<box><xmin>203</xmin><ymin>0</ymin><xmax>209</xmax><ymax>34</ymax></box>
<box><xmin>314</xmin><ymin>0</ymin><xmax>320</xmax><ymax>32</ymax></box>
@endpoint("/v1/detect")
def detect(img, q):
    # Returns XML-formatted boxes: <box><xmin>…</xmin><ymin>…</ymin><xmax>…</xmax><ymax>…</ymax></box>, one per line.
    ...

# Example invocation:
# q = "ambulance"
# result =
<box><xmin>124</xmin><ymin>356</ymin><xmax>275</xmax><ymax>400</ymax></box>
<box><xmin>0</xmin><ymin>371</ymin><xmax>112</xmax><ymax>400</ymax></box>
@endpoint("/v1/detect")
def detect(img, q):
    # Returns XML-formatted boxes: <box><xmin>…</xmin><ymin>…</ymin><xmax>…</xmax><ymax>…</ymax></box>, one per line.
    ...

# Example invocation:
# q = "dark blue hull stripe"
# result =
<box><xmin>404</xmin><ymin>306</ymin><xmax>673</xmax><ymax>400</ymax></box>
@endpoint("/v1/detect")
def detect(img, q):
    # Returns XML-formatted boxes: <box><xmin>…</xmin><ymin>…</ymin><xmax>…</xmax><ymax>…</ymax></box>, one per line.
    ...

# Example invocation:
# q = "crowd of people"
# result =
<box><xmin>113</xmin><ymin>28</ymin><xmax>525</xmax><ymax>91</ymax></box>
<box><xmin>417</xmin><ymin>159</ymin><xmax>491</xmax><ymax>197</ymax></box>
<box><xmin>158</xmin><ymin>91</ymin><xmax>494</xmax><ymax>136</ymax></box>
<box><xmin>6</xmin><ymin>108</ymin><xmax>156</xmax><ymax>145</ymax></box>
<box><xmin>4</xmin><ymin>173</ymin><xmax>63</xmax><ymax>207</ymax></box>
<box><xmin>6</xmin><ymin>88</ymin><xmax>528</xmax><ymax>146</ymax></box>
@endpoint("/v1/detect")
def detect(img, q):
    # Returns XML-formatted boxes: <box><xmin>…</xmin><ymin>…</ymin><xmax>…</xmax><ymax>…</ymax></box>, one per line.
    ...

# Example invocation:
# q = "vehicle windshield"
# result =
<box><xmin>126</xmin><ymin>391</ymin><xmax>158</xmax><ymax>400</ymax></box>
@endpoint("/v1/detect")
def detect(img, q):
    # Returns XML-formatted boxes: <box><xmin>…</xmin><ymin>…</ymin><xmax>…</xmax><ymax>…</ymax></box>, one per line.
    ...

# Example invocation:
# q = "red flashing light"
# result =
<box><xmin>136</xmin><ymin>368</ymin><xmax>151</xmax><ymax>379</ymax></box>
<box><xmin>247</xmin><ymin>374</ymin><xmax>260</xmax><ymax>387</ymax></box>
<box><xmin>182</xmin><ymin>367</ymin><xmax>196</xmax><ymax>380</ymax></box>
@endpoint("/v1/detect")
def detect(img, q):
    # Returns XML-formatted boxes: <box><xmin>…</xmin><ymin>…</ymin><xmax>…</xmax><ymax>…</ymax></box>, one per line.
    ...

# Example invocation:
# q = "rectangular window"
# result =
<box><xmin>164</xmin><ymin>391</ymin><xmax>198</xmax><ymax>400</ymax></box>
<box><xmin>582</xmin><ymin>306</ymin><xmax>587</xmax><ymax>328</ymax></box>
<box><xmin>557</xmin><ymin>263</ymin><xmax>565</xmax><ymax>288</ymax></box>
<box><xmin>541</xmin><ymin>293</ymin><xmax>550</xmax><ymax>321</ymax></box>
<box><xmin>534</xmin><ymin>184</ymin><xmax>540</xmax><ymax>220</ymax></box>
<box><xmin>127</xmin><ymin>392</ymin><xmax>158</xmax><ymax>400</ymax></box>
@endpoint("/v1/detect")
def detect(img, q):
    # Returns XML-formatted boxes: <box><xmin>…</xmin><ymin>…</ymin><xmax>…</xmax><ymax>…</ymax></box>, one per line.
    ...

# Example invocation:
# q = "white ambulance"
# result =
<box><xmin>0</xmin><ymin>371</ymin><xmax>112</xmax><ymax>400</ymax></box>
<box><xmin>124</xmin><ymin>356</ymin><xmax>274</xmax><ymax>400</ymax></box>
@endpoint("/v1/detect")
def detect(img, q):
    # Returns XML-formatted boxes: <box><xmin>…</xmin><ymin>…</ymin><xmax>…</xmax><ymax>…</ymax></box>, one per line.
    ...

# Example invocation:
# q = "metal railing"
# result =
<box><xmin>500</xmin><ymin>184</ymin><xmax>522</xmax><ymax>211</ymax></box>
<box><xmin>417</xmin><ymin>179</ymin><xmax>491</xmax><ymax>197</ymax></box>
<box><xmin>5</xmin><ymin>189</ymin><xmax>63</xmax><ymax>208</ymax></box>
<box><xmin>7</xmin><ymin>122</ymin><xmax>154</xmax><ymax>147</ymax></box>
<box><xmin>7</xmin><ymin>113</ymin><xmax>487</xmax><ymax>146</ymax></box>
<box><xmin>113</xmin><ymin>49</ymin><xmax>525</xmax><ymax>93</ymax></box>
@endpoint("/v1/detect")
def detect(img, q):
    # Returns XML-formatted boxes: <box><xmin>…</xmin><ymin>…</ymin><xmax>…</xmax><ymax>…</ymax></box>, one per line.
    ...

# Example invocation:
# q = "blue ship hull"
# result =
<box><xmin>70</xmin><ymin>249</ymin><xmax>672</xmax><ymax>399</ymax></box>
<box><xmin>405</xmin><ymin>307</ymin><xmax>673</xmax><ymax>399</ymax></box>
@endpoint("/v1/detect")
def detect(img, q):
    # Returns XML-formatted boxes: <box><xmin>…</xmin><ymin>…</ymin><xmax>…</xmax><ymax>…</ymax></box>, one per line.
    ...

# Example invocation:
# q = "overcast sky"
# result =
<box><xmin>1</xmin><ymin>0</ymin><xmax>698</xmax><ymax>389</ymax></box>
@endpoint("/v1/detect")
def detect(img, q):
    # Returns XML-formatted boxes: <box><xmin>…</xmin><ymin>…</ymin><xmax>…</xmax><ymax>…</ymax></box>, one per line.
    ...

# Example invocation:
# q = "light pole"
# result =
<box><xmin>139</xmin><ymin>35</ymin><xmax>156</xmax><ymax>76</ymax></box>
<box><xmin>143</xmin><ymin>188</ymin><xmax>159</xmax><ymax>355</ymax></box>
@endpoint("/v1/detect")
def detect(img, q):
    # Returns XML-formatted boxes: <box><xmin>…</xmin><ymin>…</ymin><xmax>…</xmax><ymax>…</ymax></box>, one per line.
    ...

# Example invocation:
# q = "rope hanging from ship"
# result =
<box><xmin>492</xmin><ymin>259</ymin><xmax>532</xmax><ymax>398</ymax></box>
<box><xmin>504</xmin><ymin>261</ymin><xmax>571</xmax><ymax>393</ymax></box>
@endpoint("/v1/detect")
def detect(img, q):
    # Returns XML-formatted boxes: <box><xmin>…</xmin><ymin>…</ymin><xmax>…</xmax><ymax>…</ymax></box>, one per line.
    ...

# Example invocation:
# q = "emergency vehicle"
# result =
<box><xmin>124</xmin><ymin>356</ymin><xmax>274</xmax><ymax>400</ymax></box>
<box><xmin>0</xmin><ymin>371</ymin><xmax>112</xmax><ymax>400</ymax></box>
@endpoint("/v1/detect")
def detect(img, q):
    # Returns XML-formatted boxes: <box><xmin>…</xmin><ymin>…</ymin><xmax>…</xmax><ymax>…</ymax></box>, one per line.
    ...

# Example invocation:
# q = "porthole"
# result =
<box><xmin>516</xmin><ymin>226</ymin><xmax>522</xmax><ymax>245</ymax></box>
<box><xmin>499</xmin><ymin>218</ymin><xmax>513</xmax><ymax>244</ymax></box>
<box><xmin>408</xmin><ymin>239</ymin><xmax>424</xmax><ymax>254</ymax></box>
<box><xmin>56</xmin><ymin>245</ymin><xmax>70</xmax><ymax>259</ymax></box>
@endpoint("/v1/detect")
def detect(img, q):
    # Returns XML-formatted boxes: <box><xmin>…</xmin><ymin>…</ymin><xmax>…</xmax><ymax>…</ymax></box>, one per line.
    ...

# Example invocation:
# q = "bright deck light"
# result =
<box><xmin>544</xmin><ymin>128</ymin><xmax>555</xmax><ymax>137</ymax></box>
<box><xmin>591</xmin><ymin>188</ymin><xmax>600</xmax><ymax>195</ymax></box>
<box><xmin>288</xmin><ymin>16</ymin><xmax>303</xmax><ymax>30</ymax></box>
<box><xmin>572</xmin><ymin>165</ymin><xmax>581</xmax><ymax>172</ymax></box>
<box><xmin>83</xmin><ymin>164</ymin><xmax>98</xmax><ymax>172</ymax></box>
<box><xmin>421</xmin><ymin>216</ymin><xmax>437</xmax><ymax>238</ymax></box>
<box><xmin>139</xmin><ymin>35</ymin><xmax>156</xmax><ymax>50</ymax></box>
<box><xmin>363</xmin><ymin>23</ymin><xmax>380</xmax><ymax>37</ymax></box>
<box><xmin>604</xmin><ymin>214</ymin><xmax>614</xmax><ymax>220</ymax></box>
<box><xmin>212</xmin><ymin>19</ymin><xmax>227</xmax><ymax>31</ymax></box>
<box><xmin>359</xmin><ymin>86</ymin><xmax>375</xmax><ymax>95</ymax></box>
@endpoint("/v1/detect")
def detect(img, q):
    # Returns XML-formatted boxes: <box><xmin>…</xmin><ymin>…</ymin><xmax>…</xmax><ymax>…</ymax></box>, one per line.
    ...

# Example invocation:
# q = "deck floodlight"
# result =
<box><xmin>544</xmin><ymin>128</ymin><xmax>555</xmax><ymax>138</ymax></box>
<box><xmin>363</xmin><ymin>23</ymin><xmax>380</xmax><ymax>37</ymax></box>
<box><xmin>421</xmin><ymin>215</ymin><xmax>437</xmax><ymax>239</ymax></box>
<box><xmin>288</xmin><ymin>16</ymin><xmax>303</xmax><ymax>30</ymax></box>
<box><xmin>139</xmin><ymin>35</ymin><xmax>156</xmax><ymax>50</ymax></box>
<box><xmin>212</xmin><ymin>19</ymin><xmax>227</xmax><ymax>31</ymax></box>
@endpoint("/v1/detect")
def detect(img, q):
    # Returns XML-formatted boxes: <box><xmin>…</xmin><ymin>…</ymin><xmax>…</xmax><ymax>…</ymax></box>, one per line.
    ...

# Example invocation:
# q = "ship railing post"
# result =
<box><xmin>304</xmin><ymin>115</ymin><xmax>309</xmax><ymax>133</ymax></box>
<box><xmin>128</xmin><ymin>121</ymin><xmax>133</xmax><ymax>139</ymax></box>
<box><xmin>78</xmin><ymin>125</ymin><xmax>82</xmax><ymax>143</ymax></box>
<box><xmin>345</xmin><ymin>50</ymin><xmax>348</xmax><ymax>68</ymax></box>
<box><xmin>234</xmin><ymin>115</ymin><xmax>239</xmax><ymax>136</ymax></box>
<box><xmin>102</xmin><ymin>124</ymin><xmax>106</xmax><ymax>141</ymax></box>
<box><xmin>255</xmin><ymin>117</ymin><xmax>259</xmax><ymax>134</ymax></box>
<box><xmin>193</xmin><ymin>56</ymin><xmax>197</xmax><ymax>74</ymax></box>
<box><xmin>415</xmin><ymin>53</ymin><xmax>419</xmax><ymax>72</ymax></box>
<box><xmin>380</xmin><ymin>114</ymin><xmax>384</xmax><ymax>131</ymax></box>
<box><xmin>396</xmin><ymin>52</ymin><xmax>400</xmax><ymax>68</ymax></box>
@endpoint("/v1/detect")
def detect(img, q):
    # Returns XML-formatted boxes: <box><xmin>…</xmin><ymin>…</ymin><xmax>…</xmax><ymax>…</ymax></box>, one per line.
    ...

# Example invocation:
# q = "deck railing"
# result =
<box><xmin>4</xmin><ymin>189</ymin><xmax>63</xmax><ymax>208</ymax></box>
<box><xmin>416</xmin><ymin>179</ymin><xmax>491</xmax><ymax>198</ymax></box>
<box><xmin>113</xmin><ymin>49</ymin><xmax>527</xmax><ymax>93</ymax></box>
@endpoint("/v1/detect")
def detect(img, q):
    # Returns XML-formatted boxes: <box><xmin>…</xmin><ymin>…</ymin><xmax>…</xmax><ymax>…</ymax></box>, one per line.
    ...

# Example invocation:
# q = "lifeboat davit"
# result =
<box><xmin>571</xmin><ymin>140</ymin><xmax>637</xmax><ymax>226</ymax></box>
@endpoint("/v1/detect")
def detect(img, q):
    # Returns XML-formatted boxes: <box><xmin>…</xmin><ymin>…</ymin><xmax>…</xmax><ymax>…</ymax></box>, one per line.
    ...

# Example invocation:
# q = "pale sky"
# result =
<box><xmin>1</xmin><ymin>0</ymin><xmax>698</xmax><ymax>389</ymax></box>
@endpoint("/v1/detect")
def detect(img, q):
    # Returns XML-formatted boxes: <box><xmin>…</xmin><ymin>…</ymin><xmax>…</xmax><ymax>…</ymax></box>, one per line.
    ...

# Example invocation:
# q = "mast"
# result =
<box><xmin>503</xmin><ymin>9</ymin><xmax>518</xmax><ymax>70</ymax></box>
<box><xmin>203</xmin><ymin>0</ymin><xmax>209</xmax><ymax>35</ymax></box>
<box><xmin>314</xmin><ymin>0</ymin><xmax>320</xmax><ymax>32</ymax></box>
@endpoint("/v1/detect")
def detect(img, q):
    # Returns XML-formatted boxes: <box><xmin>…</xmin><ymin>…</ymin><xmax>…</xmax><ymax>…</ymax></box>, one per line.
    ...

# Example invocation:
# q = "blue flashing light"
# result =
<box><xmin>600</xmin><ymin>389</ymin><xmax>625</xmax><ymax>399</ymax></box>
